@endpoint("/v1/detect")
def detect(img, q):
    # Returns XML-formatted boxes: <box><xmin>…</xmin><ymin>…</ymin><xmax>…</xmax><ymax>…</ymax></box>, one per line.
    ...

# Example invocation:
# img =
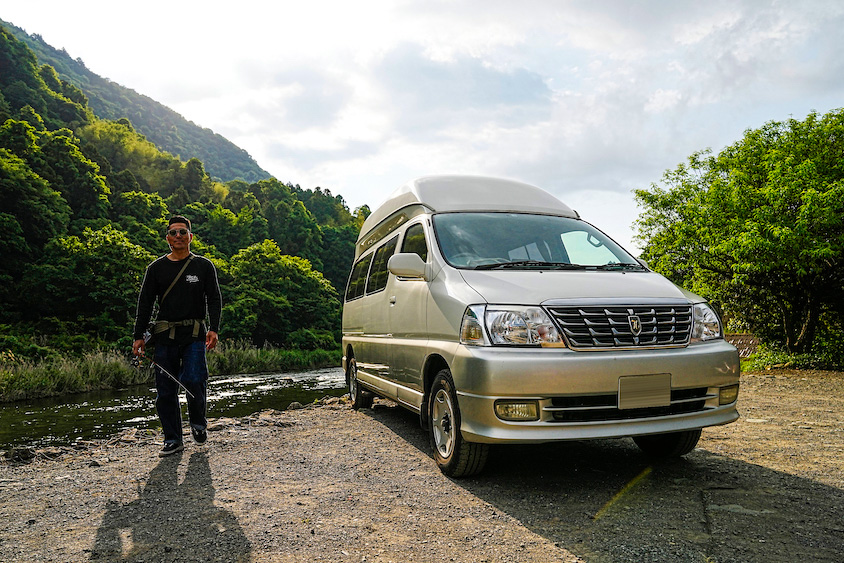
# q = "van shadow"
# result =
<box><xmin>89</xmin><ymin>451</ymin><xmax>251</xmax><ymax>562</ymax></box>
<box><xmin>367</xmin><ymin>403</ymin><xmax>844</xmax><ymax>563</ymax></box>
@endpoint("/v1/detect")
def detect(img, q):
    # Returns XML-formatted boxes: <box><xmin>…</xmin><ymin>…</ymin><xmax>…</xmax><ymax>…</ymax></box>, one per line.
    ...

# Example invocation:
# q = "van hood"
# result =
<box><xmin>458</xmin><ymin>269</ymin><xmax>701</xmax><ymax>305</ymax></box>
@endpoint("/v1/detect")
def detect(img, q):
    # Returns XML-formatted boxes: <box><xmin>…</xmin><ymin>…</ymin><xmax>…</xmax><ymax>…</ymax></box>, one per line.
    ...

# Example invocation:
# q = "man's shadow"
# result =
<box><xmin>90</xmin><ymin>451</ymin><xmax>251</xmax><ymax>562</ymax></box>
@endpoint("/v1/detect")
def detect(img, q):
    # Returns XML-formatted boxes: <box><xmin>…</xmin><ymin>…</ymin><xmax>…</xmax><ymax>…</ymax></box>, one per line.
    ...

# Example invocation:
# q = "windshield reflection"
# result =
<box><xmin>432</xmin><ymin>213</ymin><xmax>638</xmax><ymax>269</ymax></box>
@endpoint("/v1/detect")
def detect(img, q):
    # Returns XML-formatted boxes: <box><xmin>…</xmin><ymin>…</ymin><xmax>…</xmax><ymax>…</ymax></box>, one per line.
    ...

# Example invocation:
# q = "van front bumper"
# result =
<box><xmin>448</xmin><ymin>340</ymin><xmax>740</xmax><ymax>444</ymax></box>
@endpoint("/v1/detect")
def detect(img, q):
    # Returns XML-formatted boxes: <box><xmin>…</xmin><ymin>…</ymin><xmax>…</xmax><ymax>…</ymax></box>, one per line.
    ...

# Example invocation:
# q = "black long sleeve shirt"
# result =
<box><xmin>132</xmin><ymin>253</ymin><xmax>222</xmax><ymax>343</ymax></box>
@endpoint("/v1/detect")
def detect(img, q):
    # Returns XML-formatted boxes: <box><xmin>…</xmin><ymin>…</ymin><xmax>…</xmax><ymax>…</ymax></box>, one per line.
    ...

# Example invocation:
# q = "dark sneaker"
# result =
<box><xmin>191</xmin><ymin>427</ymin><xmax>207</xmax><ymax>444</ymax></box>
<box><xmin>159</xmin><ymin>442</ymin><xmax>184</xmax><ymax>457</ymax></box>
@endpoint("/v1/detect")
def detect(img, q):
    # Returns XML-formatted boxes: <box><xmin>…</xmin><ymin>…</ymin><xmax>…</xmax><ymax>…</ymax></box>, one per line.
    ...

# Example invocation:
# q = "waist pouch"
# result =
<box><xmin>146</xmin><ymin>319</ymin><xmax>205</xmax><ymax>343</ymax></box>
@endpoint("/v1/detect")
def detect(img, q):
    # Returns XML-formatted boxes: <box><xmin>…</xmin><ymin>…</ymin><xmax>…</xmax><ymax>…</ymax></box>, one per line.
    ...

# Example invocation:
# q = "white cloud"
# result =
<box><xmin>4</xmin><ymin>0</ymin><xmax>844</xmax><ymax>247</ymax></box>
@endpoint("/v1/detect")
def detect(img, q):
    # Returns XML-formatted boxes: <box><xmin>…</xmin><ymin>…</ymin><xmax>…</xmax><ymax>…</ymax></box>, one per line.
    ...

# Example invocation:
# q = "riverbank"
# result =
<box><xmin>0</xmin><ymin>343</ymin><xmax>342</xmax><ymax>402</ymax></box>
<box><xmin>1</xmin><ymin>369</ymin><xmax>842</xmax><ymax>562</ymax></box>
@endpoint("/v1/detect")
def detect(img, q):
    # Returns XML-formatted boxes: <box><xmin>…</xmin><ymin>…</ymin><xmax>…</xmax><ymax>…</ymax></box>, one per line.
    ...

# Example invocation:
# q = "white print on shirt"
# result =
<box><xmin>185</xmin><ymin>274</ymin><xmax>200</xmax><ymax>283</ymax></box>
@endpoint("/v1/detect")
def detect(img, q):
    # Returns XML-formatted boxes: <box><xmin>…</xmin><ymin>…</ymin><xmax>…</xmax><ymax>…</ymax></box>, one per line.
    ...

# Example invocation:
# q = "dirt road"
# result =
<box><xmin>1</xmin><ymin>369</ymin><xmax>842</xmax><ymax>562</ymax></box>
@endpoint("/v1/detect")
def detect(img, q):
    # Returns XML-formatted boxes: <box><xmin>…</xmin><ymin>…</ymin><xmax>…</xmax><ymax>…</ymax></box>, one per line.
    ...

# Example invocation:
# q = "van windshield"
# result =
<box><xmin>432</xmin><ymin>212</ymin><xmax>641</xmax><ymax>270</ymax></box>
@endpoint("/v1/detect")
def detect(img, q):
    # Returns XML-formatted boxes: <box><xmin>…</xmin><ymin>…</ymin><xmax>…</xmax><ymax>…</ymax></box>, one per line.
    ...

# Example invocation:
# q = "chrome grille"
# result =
<box><xmin>546</xmin><ymin>304</ymin><xmax>693</xmax><ymax>349</ymax></box>
<box><xmin>545</xmin><ymin>387</ymin><xmax>714</xmax><ymax>422</ymax></box>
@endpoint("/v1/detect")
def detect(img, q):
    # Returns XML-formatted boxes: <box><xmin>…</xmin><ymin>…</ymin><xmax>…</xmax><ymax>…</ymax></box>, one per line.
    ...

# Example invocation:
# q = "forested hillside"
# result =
<box><xmin>0</xmin><ymin>24</ymin><xmax>367</xmax><ymax>360</ymax></box>
<box><xmin>1</xmin><ymin>18</ymin><xmax>270</xmax><ymax>183</ymax></box>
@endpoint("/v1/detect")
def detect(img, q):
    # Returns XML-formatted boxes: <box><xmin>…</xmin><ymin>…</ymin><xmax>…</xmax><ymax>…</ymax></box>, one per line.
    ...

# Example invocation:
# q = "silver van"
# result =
<box><xmin>342</xmin><ymin>175</ymin><xmax>739</xmax><ymax>476</ymax></box>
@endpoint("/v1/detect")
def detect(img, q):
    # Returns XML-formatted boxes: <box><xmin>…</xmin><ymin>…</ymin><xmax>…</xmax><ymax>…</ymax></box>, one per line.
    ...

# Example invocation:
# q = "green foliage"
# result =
<box><xmin>24</xmin><ymin>225</ymin><xmax>153</xmax><ymax>342</ymax></box>
<box><xmin>246</xmin><ymin>179</ymin><xmax>324</xmax><ymax>265</ymax></box>
<box><xmin>636</xmin><ymin>109</ymin><xmax>844</xmax><ymax>354</ymax></box>
<box><xmin>37</xmin><ymin>127</ymin><xmax>110</xmax><ymax>220</ymax></box>
<box><xmin>0</xmin><ymin>330</ymin><xmax>57</xmax><ymax>361</ymax></box>
<box><xmin>0</xmin><ymin>27</ymin><xmax>91</xmax><ymax>130</ymax></box>
<box><xmin>223</xmin><ymin>240</ymin><xmax>341</xmax><ymax>346</ymax></box>
<box><xmin>0</xmin><ymin>119</ymin><xmax>110</xmax><ymax>224</ymax></box>
<box><xmin>294</xmin><ymin>186</ymin><xmax>354</xmax><ymax>227</ymax></box>
<box><xmin>288</xmin><ymin>328</ymin><xmax>338</xmax><ymax>351</ymax></box>
<box><xmin>318</xmin><ymin>223</ymin><xmax>359</xmax><ymax>292</ymax></box>
<box><xmin>0</xmin><ymin>349</ymin><xmax>149</xmax><ymax>401</ymax></box>
<box><xmin>206</xmin><ymin>339</ymin><xmax>341</xmax><ymax>377</ymax></box>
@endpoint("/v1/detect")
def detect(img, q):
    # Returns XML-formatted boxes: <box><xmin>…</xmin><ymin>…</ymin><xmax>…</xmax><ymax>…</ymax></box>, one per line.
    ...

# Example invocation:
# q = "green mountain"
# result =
<box><xmin>1</xmin><ymin>18</ymin><xmax>271</xmax><ymax>183</ymax></box>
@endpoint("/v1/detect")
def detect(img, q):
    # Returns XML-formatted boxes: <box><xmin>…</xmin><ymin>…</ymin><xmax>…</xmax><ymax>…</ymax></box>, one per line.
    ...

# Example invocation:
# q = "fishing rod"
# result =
<box><xmin>132</xmin><ymin>354</ymin><xmax>195</xmax><ymax>399</ymax></box>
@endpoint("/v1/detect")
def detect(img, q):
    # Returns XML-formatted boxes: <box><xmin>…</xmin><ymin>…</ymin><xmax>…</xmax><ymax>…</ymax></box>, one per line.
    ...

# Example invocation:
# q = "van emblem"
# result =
<box><xmin>628</xmin><ymin>315</ymin><xmax>642</xmax><ymax>336</ymax></box>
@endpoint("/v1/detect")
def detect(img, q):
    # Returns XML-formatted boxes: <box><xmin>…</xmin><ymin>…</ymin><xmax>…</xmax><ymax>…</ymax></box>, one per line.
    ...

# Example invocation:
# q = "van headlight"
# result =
<box><xmin>460</xmin><ymin>305</ymin><xmax>565</xmax><ymax>347</ymax></box>
<box><xmin>691</xmin><ymin>303</ymin><xmax>722</xmax><ymax>342</ymax></box>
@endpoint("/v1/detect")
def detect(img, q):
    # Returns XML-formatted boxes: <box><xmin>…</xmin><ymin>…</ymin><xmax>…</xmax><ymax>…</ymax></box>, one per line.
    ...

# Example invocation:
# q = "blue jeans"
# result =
<box><xmin>154</xmin><ymin>340</ymin><xmax>208</xmax><ymax>444</ymax></box>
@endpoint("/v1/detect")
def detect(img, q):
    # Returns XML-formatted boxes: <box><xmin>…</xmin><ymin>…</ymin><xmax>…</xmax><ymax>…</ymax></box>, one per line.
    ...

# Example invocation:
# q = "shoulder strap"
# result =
<box><xmin>161</xmin><ymin>254</ymin><xmax>193</xmax><ymax>303</ymax></box>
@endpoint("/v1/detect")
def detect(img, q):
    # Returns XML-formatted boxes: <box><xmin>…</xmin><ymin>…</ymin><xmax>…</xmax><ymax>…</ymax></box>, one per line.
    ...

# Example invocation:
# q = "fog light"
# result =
<box><xmin>719</xmin><ymin>384</ymin><xmax>739</xmax><ymax>405</ymax></box>
<box><xmin>494</xmin><ymin>400</ymin><xmax>539</xmax><ymax>421</ymax></box>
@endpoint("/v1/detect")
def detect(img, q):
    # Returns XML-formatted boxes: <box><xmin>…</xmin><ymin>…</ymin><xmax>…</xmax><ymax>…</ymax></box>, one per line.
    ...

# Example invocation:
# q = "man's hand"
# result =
<box><xmin>206</xmin><ymin>330</ymin><xmax>219</xmax><ymax>351</ymax></box>
<box><xmin>132</xmin><ymin>339</ymin><xmax>145</xmax><ymax>357</ymax></box>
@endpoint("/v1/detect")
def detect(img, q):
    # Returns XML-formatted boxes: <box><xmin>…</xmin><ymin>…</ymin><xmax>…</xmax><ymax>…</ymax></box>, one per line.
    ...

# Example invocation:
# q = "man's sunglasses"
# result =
<box><xmin>167</xmin><ymin>228</ymin><xmax>190</xmax><ymax>236</ymax></box>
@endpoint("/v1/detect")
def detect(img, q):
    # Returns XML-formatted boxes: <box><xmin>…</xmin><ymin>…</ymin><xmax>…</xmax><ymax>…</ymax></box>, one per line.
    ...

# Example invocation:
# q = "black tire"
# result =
<box><xmin>428</xmin><ymin>369</ymin><xmax>489</xmax><ymax>477</ymax></box>
<box><xmin>633</xmin><ymin>429</ymin><xmax>701</xmax><ymax>458</ymax></box>
<box><xmin>348</xmin><ymin>358</ymin><xmax>373</xmax><ymax>410</ymax></box>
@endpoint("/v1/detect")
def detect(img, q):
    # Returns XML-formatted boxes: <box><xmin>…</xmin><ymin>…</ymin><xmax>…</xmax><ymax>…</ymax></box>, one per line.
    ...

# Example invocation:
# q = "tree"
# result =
<box><xmin>318</xmin><ymin>223</ymin><xmax>359</xmax><ymax>292</ymax></box>
<box><xmin>23</xmin><ymin>225</ymin><xmax>153</xmax><ymax>342</ymax></box>
<box><xmin>223</xmin><ymin>240</ymin><xmax>341</xmax><ymax>346</ymax></box>
<box><xmin>110</xmin><ymin>190</ymin><xmax>170</xmax><ymax>253</ymax></box>
<box><xmin>293</xmin><ymin>185</ymin><xmax>354</xmax><ymax>227</ymax></box>
<box><xmin>37</xmin><ymin>128</ymin><xmax>110</xmax><ymax>221</ymax></box>
<box><xmin>0</xmin><ymin>148</ymin><xmax>71</xmax><ymax>321</ymax></box>
<box><xmin>248</xmin><ymin>179</ymin><xmax>323</xmax><ymax>265</ymax></box>
<box><xmin>635</xmin><ymin>109</ymin><xmax>844</xmax><ymax>353</ymax></box>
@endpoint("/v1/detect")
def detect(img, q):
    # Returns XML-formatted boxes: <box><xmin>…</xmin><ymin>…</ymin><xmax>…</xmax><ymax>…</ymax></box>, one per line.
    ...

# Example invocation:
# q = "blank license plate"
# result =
<box><xmin>618</xmin><ymin>374</ymin><xmax>671</xmax><ymax>409</ymax></box>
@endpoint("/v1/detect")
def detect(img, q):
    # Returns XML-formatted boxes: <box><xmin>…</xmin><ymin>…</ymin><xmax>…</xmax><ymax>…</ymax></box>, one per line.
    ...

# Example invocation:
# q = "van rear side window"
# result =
<box><xmin>366</xmin><ymin>236</ymin><xmax>398</xmax><ymax>294</ymax></box>
<box><xmin>345</xmin><ymin>254</ymin><xmax>372</xmax><ymax>301</ymax></box>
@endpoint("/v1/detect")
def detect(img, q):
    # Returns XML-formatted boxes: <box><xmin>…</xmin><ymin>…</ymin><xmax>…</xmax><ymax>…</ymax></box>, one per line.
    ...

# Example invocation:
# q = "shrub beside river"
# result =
<box><xmin>0</xmin><ymin>340</ymin><xmax>342</xmax><ymax>402</ymax></box>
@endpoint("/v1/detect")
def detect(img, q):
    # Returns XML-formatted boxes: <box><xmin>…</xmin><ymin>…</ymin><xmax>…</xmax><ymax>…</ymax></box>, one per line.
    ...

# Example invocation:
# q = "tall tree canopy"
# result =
<box><xmin>635</xmin><ymin>109</ymin><xmax>844</xmax><ymax>353</ymax></box>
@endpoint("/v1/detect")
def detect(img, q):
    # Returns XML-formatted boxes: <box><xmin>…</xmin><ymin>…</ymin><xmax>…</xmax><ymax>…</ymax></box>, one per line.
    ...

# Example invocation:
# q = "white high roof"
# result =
<box><xmin>359</xmin><ymin>175</ymin><xmax>577</xmax><ymax>242</ymax></box>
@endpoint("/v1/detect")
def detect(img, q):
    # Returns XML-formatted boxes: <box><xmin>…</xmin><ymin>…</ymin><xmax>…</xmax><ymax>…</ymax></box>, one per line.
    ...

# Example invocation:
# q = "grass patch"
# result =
<box><xmin>0</xmin><ymin>349</ymin><xmax>148</xmax><ymax>402</ymax></box>
<box><xmin>741</xmin><ymin>348</ymin><xmax>844</xmax><ymax>372</ymax></box>
<box><xmin>207</xmin><ymin>340</ymin><xmax>342</xmax><ymax>376</ymax></box>
<box><xmin>0</xmin><ymin>341</ymin><xmax>342</xmax><ymax>403</ymax></box>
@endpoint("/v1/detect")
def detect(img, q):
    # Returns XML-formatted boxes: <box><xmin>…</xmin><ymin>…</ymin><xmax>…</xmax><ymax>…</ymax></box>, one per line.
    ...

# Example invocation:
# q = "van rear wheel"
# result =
<box><xmin>348</xmin><ymin>359</ymin><xmax>373</xmax><ymax>410</ymax></box>
<box><xmin>429</xmin><ymin>369</ymin><xmax>488</xmax><ymax>477</ymax></box>
<box><xmin>633</xmin><ymin>429</ymin><xmax>701</xmax><ymax>458</ymax></box>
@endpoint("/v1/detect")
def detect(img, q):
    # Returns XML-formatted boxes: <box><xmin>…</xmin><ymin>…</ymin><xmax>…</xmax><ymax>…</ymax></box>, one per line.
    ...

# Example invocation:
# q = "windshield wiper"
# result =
<box><xmin>590</xmin><ymin>263</ymin><xmax>647</xmax><ymax>271</ymax></box>
<box><xmin>473</xmin><ymin>261</ymin><xmax>587</xmax><ymax>270</ymax></box>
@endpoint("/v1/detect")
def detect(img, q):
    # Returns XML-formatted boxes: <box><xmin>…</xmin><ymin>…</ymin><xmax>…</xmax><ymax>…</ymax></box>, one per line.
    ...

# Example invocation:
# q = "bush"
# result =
<box><xmin>743</xmin><ymin>344</ymin><xmax>844</xmax><ymax>372</ymax></box>
<box><xmin>287</xmin><ymin>328</ymin><xmax>338</xmax><ymax>351</ymax></box>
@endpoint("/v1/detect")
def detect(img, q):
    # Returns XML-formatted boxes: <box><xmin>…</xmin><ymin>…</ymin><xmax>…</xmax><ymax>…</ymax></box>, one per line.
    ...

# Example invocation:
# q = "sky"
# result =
<box><xmin>4</xmin><ymin>0</ymin><xmax>844</xmax><ymax>252</ymax></box>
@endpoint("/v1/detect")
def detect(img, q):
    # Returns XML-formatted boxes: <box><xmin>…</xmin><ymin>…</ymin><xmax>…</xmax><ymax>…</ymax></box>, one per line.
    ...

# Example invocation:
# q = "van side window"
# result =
<box><xmin>401</xmin><ymin>223</ymin><xmax>428</xmax><ymax>261</ymax></box>
<box><xmin>366</xmin><ymin>236</ymin><xmax>398</xmax><ymax>294</ymax></box>
<box><xmin>345</xmin><ymin>254</ymin><xmax>372</xmax><ymax>301</ymax></box>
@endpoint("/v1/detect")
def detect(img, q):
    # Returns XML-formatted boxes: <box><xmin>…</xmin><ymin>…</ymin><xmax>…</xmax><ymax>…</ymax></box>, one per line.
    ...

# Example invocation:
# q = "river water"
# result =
<box><xmin>0</xmin><ymin>367</ymin><xmax>347</xmax><ymax>449</ymax></box>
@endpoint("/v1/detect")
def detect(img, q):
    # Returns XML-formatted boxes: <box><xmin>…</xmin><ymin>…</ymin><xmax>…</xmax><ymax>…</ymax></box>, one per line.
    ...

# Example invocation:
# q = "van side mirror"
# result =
<box><xmin>388</xmin><ymin>253</ymin><xmax>428</xmax><ymax>280</ymax></box>
<box><xmin>637</xmin><ymin>258</ymin><xmax>649</xmax><ymax>269</ymax></box>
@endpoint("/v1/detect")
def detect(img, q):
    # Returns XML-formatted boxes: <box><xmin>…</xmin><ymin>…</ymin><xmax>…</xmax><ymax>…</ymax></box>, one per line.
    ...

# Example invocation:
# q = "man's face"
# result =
<box><xmin>166</xmin><ymin>222</ymin><xmax>192</xmax><ymax>249</ymax></box>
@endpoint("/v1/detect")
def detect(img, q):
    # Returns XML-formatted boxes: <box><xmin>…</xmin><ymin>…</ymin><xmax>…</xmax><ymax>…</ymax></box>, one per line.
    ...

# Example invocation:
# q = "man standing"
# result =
<box><xmin>133</xmin><ymin>216</ymin><xmax>222</xmax><ymax>457</ymax></box>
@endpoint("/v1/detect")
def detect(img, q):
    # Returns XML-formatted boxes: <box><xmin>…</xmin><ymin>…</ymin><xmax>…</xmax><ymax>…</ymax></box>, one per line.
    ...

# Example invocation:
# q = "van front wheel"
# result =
<box><xmin>429</xmin><ymin>369</ymin><xmax>488</xmax><ymax>477</ymax></box>
<box><xmin>348</xmin><ymin>359</ymin><xmax>373</xmax><ymax>410</ymax></box>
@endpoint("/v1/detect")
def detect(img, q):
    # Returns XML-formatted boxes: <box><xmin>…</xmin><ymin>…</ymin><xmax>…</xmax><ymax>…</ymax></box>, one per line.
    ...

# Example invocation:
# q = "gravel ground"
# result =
<box><xmin>1</xmin><ymin>369</ymin><xmax>842</xmax><ymax>563</ymax></box>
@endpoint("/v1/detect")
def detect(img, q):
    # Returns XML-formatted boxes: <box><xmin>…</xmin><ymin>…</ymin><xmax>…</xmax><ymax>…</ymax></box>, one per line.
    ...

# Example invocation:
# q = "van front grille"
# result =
<box><xmin>546</xmin><ymin>304</ymin><xmax>693</xmax><ymax>349</ymax></box>
<box><xmin>546</xmin><ymin>387</ymin><xmax>712</xmax><ymax>422</ymax></box>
